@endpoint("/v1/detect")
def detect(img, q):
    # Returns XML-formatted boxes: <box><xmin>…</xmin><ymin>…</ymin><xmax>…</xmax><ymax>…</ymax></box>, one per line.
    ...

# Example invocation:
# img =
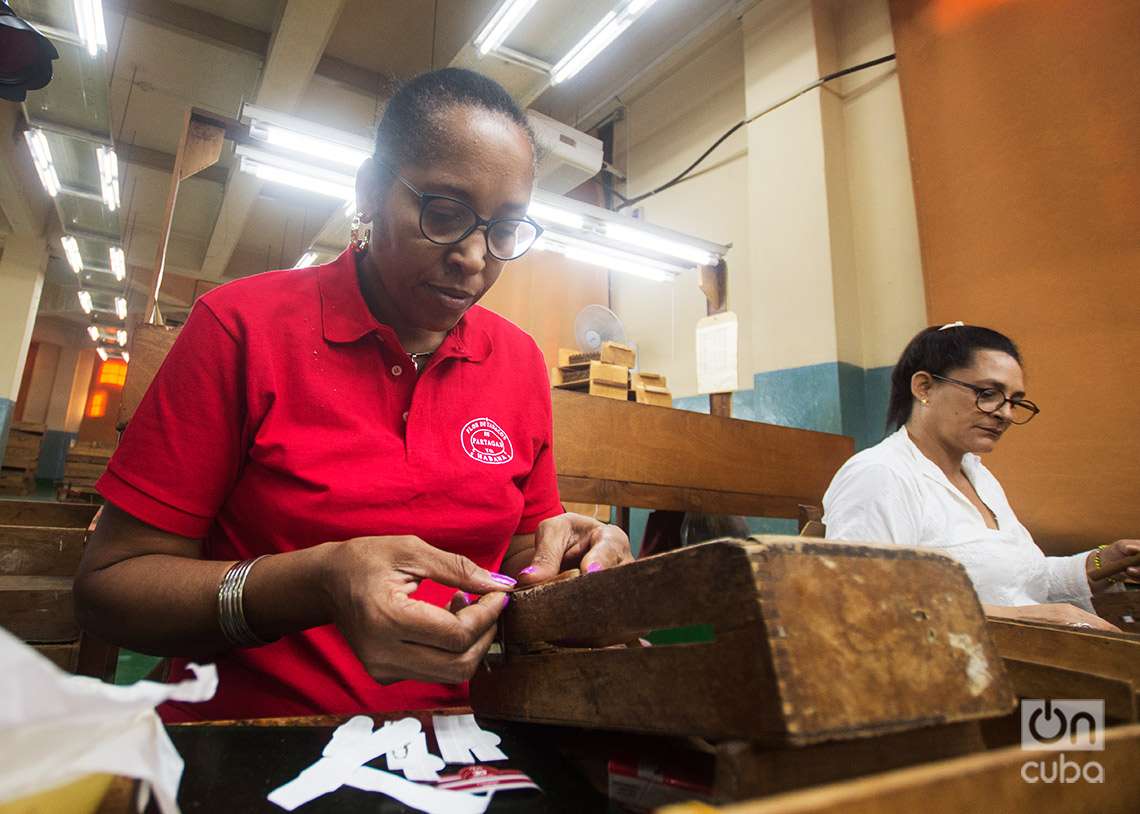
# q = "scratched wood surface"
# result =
<box><xmin>660</xmin><ymin>723</ymin><xmax>1140</xmax><ymax>814</ymax></box>
<box><xmin>472</xmin><ymin>537</ymin><xmax>1014</xmax><ymax>745</ymax></box>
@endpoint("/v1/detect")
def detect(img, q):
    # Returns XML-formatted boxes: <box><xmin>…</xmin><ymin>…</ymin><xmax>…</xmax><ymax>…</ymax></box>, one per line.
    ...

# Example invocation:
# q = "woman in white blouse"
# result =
<box><xmin>823</xmin><ymin>323</ymin><xmax>1138</xmax><ymax>631</ymax></box>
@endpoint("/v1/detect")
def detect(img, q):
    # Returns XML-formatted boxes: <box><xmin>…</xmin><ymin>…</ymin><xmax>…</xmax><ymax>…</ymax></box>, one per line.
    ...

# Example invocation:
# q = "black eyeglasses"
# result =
<box><xmin>930</xmin><ymin>374</ymin><xmax>1040</xmax><ymax>424</ymax></box>
<box><xmin>381</xmin><ymin>164</ymin><xmax>543</xmax><ymax>261</ymax></box>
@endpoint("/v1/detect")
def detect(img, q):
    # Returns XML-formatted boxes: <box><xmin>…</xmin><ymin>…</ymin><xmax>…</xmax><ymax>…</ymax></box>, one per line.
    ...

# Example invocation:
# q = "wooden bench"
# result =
<box><xmin>0</xmin><ymin>499</ymin><xmax>117</xmax><ymax>679</ymax></box>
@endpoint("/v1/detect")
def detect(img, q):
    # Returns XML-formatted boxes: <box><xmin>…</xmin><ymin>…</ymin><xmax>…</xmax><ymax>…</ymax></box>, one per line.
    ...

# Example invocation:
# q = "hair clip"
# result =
<box><xmin>938</xmin><ymin>321</ymin><xmax>965</xmax><ymax>331</ymax></box>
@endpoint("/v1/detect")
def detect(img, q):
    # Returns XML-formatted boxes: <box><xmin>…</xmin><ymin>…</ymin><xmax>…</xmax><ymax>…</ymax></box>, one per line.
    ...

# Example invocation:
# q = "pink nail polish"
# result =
<box><xmin>586</xmin><ymin>562</ymin><xmax>602</xmax><ymax>574</ymax></box>
<box><xmin>519</xmin><ymin>566</ymin><xmax>537</xmax><ymax>575</ymax></box>
<box><xmin>490</xmin><ymin>572</ymin><xmax>517</xmax><ymax>587</ymax></box>
<box><xmin>463</xmin><ymin>592</ymin><xmax>477</xmax><ymax>604</ymax></box>
<box><xmin>502</xmin><ymin>594</ymin><xmax>511</xmax><ymax>609</ymax></box>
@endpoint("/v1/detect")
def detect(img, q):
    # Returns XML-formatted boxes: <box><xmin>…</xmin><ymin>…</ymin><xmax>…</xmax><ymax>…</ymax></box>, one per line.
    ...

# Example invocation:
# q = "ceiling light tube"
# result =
<box><xmin>537</xmin><ymin>230</ymin><xmax>680</xmax><ymax>282</ymax></box>
<box><xmin>23</xmin><ymin>129</ymin><xmax>61</xmax><ymax>197</ymax></box>
<box><xmin>78</xmin><ymin>290</ymin><xmax>93</xmax><ymax>314</ymax></box>
<box><xmin>527</xmin><ymin>200</ymin><xmax>585</xmax><ymax>231</ymax></box>
<box><xmin>551</xmin><ymin>0</ymin><xmax>660</xmax><ymax>85</ymax></box>
<box><xmin>474</xmin><ymin>0</ymin><xmax>538</xmax><ymax>56</ymax></box>
<box><xmin>117</xmin><ymin>329</ymin><xmax>128</xmax><ymax>346</ymax></box>
<box><xmin>61</xmin><ymin>235</ymin><xmax>84</xmax><ymax>273</ymax></box>
<box><xmin>108</xmin><ymin>246</ymin><xmax>125</xmax><ymax>280</ymax></box>
<box><xmin>236</xmin><ymin>148</ymin><xmax>356</xmax><ymax>202</ymax></box>
<box><xmin>96</xmin><ymin>346</ymin><xmax>109</xmax><ymax>361</ymax></box>
<box><xmin>87</xmin><ymin>325</ymin><xmax>100</xmax><ymax>342</ymax></box>
<box><xmin>114</xmin><ymin>296</ymin><xmax>127</xmax><ymax>320</ymax></box>
<box><xmin>73</xmin><ymin>0</ymin><xmax>108</xmax><ymax>57</ymax></box>
<box><xmin>604</xmin><ymin>223</ymin><xmax>716</xmax><ymax>266</ymax></box>
<box><xmin>96</xmin><ymin>145</ymin><xmax>119</xmax><ymax>211</ymax></box>
<box><xmin>243</xmin><ymin>104</ymin><xmax>373</xmax><ymax>170</ymax></box>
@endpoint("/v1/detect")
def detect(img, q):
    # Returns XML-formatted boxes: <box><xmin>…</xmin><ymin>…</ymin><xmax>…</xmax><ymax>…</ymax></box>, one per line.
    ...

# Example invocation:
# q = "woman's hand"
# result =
<box><xmin>984</xmin><ymin>602</ymin><xmax>1121</xmax><ymax>633</ymax></box>
<box><xmin>513</xmin><ymin>513</ymin><xmax>633</xmax><ymax>586</ymax></box>
<box><xmin>1086</xmin><ymin>539</ymin><xmax>1140</xmax><ymax>592</ymax></box>
<box><xmin>318</xmin><ymin>535</ymin><xmax>515</xmax><ymax>685</ymax></box>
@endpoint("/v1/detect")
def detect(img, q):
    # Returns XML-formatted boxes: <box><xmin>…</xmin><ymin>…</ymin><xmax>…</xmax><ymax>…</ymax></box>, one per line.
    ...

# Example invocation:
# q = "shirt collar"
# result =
<box><xmin>894</xmin><ymin>426</ymin><xmax>985</xmax><ymax>501</ymax></box>
<box><xmin>317</xmin><ymin>246</ymin><xmax>492</xmax><ymax>362</ymax></box>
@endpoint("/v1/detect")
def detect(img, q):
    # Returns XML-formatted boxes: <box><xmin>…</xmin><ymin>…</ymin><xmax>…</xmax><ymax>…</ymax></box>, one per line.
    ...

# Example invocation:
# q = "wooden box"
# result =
<box><xmin>631</xmin><ymin>372</ymin><xmax>667</xmax><ymax>390</ymax></box>
<box><xmin>551</xmin><ymin>360</ymin><xmax>629</xmax><ymax>387</ymax></box>
<box><xmin>3</xmin><ymin>421</ymin><xmax>45</xmax><ymax>471</ymax></box>
<box><xmin>633</xmin><ymin>386</ymin><xmax>673</xmax><ymax>407</ymax></box>
<box><xmin>558</xmin><ymin>341</ymin><xmax>637</xmax><ymax>369</ymax></box>
<box><xmin>472</xmin><ymin>537</ymin><xmax>1014</xmax><ymax>745</ymax></box>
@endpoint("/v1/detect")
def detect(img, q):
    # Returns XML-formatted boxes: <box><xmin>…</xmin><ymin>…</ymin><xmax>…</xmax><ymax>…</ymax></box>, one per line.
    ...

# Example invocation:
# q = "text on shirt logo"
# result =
<box><xmin>460</xmin><ymin>418</ymin><xmax>515</xmax><ymax>465</ymax></box>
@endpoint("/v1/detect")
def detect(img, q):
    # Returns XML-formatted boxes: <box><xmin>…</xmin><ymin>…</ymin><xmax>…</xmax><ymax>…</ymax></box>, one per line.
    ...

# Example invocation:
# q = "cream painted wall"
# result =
<box><xmin>832</xmin><ymin>0</ymin><xmax>926</xmax><ymax>369</ymax></box>
<box><xmin>611</xmin><ymin>25</ymin><xmax>751</xmax><ymax>397</ymax></box>
<box><xmin>0</xmin><ymin>234</ymin><xmax>47</xmax><ymax>402</ymax></box>
<box><xmin>19</xmin><ymin>341</ymin><xmax>59</xmax><ymax>425</ymax></box>
<box><xmin>604</xmin><ymin>0</ymin><xmax>924</xmax><ymax>393</ymax></box>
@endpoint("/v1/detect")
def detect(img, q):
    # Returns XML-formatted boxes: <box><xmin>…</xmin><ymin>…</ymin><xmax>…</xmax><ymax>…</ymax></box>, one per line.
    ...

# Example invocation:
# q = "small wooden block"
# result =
<box><xmin>551</xmin><ymin>360</ymin><xmax>630</xmax><ymax>387</ymax></box>
<box><xmin>558</xmin><ymin>341</ymin><xmax>637</xmax><ymax>368</ymax></box>
<box><xmin>633</xmin><ymin>387</ymin><xmax>673</xmax><ymax>407</ymax></box>
<box><xmin>472</xmin><ymin>537</ymin><xmax>1014</xmax><ymax>744</ymax></box>
<box><xmin>632</xmin><ymin>372</ymin><xmax>667</xmax><ymax>389</ymax></box>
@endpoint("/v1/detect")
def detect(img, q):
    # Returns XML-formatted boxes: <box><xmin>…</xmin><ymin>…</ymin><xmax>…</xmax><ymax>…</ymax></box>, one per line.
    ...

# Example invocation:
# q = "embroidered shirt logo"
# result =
<box><xmin>460</xmin><ymin>418</ymin><xmax>514</xmax><ymax>465</ymax></box>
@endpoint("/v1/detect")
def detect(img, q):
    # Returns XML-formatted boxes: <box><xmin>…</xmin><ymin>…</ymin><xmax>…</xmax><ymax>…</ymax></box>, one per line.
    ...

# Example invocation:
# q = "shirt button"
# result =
<box><xmin>390</xmin><ymin>365</ymin><xmax>403</xmax><ymax>377</ymax></box>
<box><xmin>402</xmin><ymin>411</ymin><xmax>409</xmax><ymax>422</ymax></box>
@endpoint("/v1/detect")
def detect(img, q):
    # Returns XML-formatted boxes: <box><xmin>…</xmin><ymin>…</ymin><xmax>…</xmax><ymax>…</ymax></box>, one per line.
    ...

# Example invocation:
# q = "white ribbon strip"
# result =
<box><xmin>431</xmin><ymin>714</ymin><xmax>508</xmax><ymax>765</ymax></box>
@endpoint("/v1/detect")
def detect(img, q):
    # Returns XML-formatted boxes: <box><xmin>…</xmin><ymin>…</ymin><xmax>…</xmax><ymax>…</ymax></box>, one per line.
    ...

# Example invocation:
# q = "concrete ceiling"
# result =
<box><xmin>4</xmin><ymin>0</ymin><xmax>752</xmax><ymax>327</ymax></box>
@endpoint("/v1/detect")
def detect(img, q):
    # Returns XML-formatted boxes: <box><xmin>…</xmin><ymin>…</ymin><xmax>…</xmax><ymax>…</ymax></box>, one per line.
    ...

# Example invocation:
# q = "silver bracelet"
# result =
<box><xmin>217</xmin><ymin>555</ymin><xmax>273</xmax><ymax>648</ymax></box>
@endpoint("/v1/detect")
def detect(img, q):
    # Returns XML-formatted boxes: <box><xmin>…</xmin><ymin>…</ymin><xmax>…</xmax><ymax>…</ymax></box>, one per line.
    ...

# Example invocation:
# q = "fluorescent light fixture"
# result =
<box><xmin>122</xmin><ymin>351</ymin><xmax>130</xmax><ymax>363</ymax></box>
<box><xmin>114</xmin><ymin>296</ymin><xmax>128</xmax><ymax>320</ymax></box>
<box><xmin>474</xmin><ymin>0</ymin><xmax>538</xmax><ymax>56</ymax></box>
<box><xmin>536</xmin><ymin>230</ymin><xmax>678</xmax><ymax>282</ymax></box>
<box><xmin>23</xmin><ymin>129</ymin><xmax>60</xmax><ymax>197</ymax></box>
<box><xmin>551</xmin><ymin>0</ymin><xmax>660</xmax><ymax>85</ymax></box>
<box><xmin>74</xmin><ymin>0</ymin><xmax>108</xmax><ymax>57</ymax></box>
<box><xmin>604</xmin><ymin>223</ymin><xmax>716</xmax><ymax>266</ymax></box>
<box><xmin>78</xmin><ymin>290</ymin><xmax>93</xmax><ymax>314</ymax></box>
<box><xmin>61</xmin><ymin>235</ymin><xmax>83</xmax><ymax>273</ymax></box>
<box><xmin>108</xmin><ymin>246</ymin><xmax>125</xmax><ymax>280</ymax></box>
<box><xmin>236</xmin><ymin>148</ymin><xmax>356</xmax><ymax>202</ymax></box>
<box><xmin>293</xmin><ymin>251</ymin><xmax>319</xmax><ymax>269</ymax></box>
<box><xmin>244</xmin><ymin>104</ymin><xmax>372</xmax><ymax>170</ymax></box>
<box><xmin>117</xmin><ymin>329</ymin><xmax>128</xmax><ymax>346</ymax></box>
<box><xmin>527</xmin><ymin>199</ymin><xmax>585</xmax><ymax>231</ymax></box>
<box><xmin>96</xmin><ymin>346</ymin><xmax>109</xmax><ymax>361</ymax></box>
<box><xmin>87</xmin><ymin>325</ymin><xmax>100</xmax><ymax>341</ymax></box>
<box><xmin>96</xmin><ymin>145</ymin><xmax>120</xmax><ymax>211</ymax></box>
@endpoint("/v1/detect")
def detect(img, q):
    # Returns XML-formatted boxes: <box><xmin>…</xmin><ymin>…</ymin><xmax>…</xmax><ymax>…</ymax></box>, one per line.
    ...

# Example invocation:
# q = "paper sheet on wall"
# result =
<box><xmin>696</xmin><ymin>311</ymin><xmax>739</xmax><ymax>394</ymax></box>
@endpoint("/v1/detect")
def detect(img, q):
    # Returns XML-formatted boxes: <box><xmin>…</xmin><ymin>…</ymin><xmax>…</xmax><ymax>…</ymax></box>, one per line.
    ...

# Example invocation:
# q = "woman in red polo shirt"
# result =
<box><xmin>73</xmin><ymin>68</ymin><xmax>632</xmax><ymax>720</ymax></box>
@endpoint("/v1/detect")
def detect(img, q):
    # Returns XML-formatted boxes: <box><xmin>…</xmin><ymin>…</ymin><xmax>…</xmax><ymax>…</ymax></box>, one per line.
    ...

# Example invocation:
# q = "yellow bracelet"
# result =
<box><xmin>1093</xmin><ymin>543</ymin><xmax>1108</xmax><ymax>572</ymax></box>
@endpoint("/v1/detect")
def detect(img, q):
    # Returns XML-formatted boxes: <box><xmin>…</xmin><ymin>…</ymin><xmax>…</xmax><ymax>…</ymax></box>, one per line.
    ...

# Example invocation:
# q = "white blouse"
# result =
<box><xmin>822</xmin><ymin>427</ymin><xmax>1093</xmax><ymax>611</ymax></box>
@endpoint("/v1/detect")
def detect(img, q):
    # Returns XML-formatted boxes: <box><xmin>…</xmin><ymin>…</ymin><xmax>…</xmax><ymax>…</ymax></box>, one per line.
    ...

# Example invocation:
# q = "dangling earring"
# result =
<box><xmin>350</xmin><ymin>212</ymin><xmax>371</xmax><ymax>252</ymax></box>
<box><xmin>921</xmin><ymin>398</ymin><xmax>929</xmax><ymax>405</ymax></box>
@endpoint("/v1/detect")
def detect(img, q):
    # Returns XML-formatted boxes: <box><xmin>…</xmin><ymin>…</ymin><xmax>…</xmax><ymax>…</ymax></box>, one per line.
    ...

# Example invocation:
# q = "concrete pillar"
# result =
<box><xmin>0</xmin><ymin>234</ymin><xmax>47</xmax><ymax>453</ymax></box>
<box><xmin>735</xmin><ymin>0</ymin><xmax>925</xmax><ymax>449</ymax></box>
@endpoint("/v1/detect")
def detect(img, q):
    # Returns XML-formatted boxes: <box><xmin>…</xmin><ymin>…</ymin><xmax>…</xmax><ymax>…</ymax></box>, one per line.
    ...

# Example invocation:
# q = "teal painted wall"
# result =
<box><xmin>37</xmin><ymin>430</ymin><xmax>76</xmax><ymax>480</ymax></box>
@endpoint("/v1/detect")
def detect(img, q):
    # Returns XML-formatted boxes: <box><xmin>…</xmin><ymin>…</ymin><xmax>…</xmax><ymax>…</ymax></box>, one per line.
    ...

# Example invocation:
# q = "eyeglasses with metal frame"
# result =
<box><xmin>930</xmin><ymin>374</ymin><xmax>1040</xmax><ymax>424</ymax></box>
<box><xmin>380</xmin><ymin>163</ymin><xmax>543</xmax><ymax>261</ymax></box>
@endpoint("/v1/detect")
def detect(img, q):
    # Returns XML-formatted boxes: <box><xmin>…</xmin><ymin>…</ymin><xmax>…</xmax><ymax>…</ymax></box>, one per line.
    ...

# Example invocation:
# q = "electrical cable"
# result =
<box><xmin>613</xmin><ymin>53</ymin><xmax>897</xmax><ymax>212</ymax></box>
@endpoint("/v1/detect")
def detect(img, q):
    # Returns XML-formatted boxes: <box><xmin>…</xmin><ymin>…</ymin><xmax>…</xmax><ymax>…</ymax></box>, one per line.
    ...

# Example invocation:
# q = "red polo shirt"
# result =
<box><xmin>97</xmin><ymin>247</ymin><xmax>563</xmax><ymax>720</ymax></box>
